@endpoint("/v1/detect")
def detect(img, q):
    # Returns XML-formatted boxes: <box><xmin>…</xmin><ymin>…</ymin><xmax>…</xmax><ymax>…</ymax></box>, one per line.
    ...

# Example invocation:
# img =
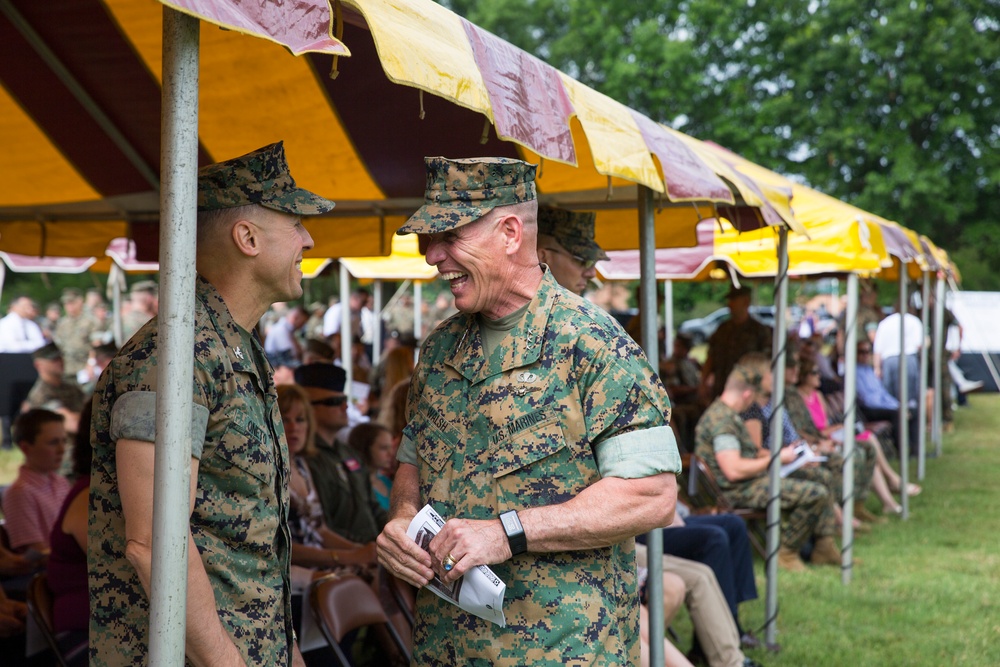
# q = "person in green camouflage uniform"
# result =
<box><xmin>701</xmin><ymin>285</ymin><xmax>772</xmax><ymax>401</ymax></box>
<box><xmin>376</xmin><ymin>157</ymin><xmax>681</xmax><ymax>666</ymax></box>
<box><xmin>88</xmin><ymin>142</ymin><xmax>334</xmax><ymax>666</ymax></box>
<box><xmin>24</xmin><ymin>343</ymin><xmax>86</xmax><ymax>435</ymax></box>
<box><xmin>535</xmin><ymin>205</ymin><xmax>607</xmax><ymax>296</ymax></box>
<box><xmin>53</xmin><ymin>288</ymin><xmax>98</xmax><ymax>380</ymax></box>
<box><xmin>694</xmin><ymin>361</ymin><xmax>839</xmax><ymax>572</ymax></box>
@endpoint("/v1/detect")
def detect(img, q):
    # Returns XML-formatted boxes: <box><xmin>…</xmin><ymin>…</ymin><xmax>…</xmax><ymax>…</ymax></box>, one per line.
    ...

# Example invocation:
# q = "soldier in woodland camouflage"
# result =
<box><xmin>53</xmin><ymin>288</ymin><xmax>97</xmax><ymax>380</ymax></box>
<box><xmin>535</xmin><ymin>205</ymin><xmax>608</xmax><ymax>296</ymax></box>
<box><xmin>88</xmin><ymin>142</ymin><xmax>334</xmax><ymax>666</ymax></box>
<box><xmin>376</xmin><ymin>157</ymin><xmax>681</xmax><ymax>666</ymax></box>
<box><xmin>694</xmin><ymin>361</ymin><xmax>840</xmax><ymax>572</ymax></box>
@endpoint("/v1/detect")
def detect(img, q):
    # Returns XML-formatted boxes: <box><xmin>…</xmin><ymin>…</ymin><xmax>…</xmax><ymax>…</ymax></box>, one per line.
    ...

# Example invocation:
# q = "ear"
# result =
<box><xmin>231</xmin><ymin>219</ymin><xmax>261</xmax><ymax>257</ymax></box>
<box><xmin>497</xmin><ymin>214</ymin><xmax>523</xmax><ymax>255</ymax></box>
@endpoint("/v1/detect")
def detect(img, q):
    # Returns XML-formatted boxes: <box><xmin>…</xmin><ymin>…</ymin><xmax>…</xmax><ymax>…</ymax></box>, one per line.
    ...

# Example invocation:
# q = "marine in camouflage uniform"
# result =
<box><xmin>535</xmin><ymin>205</ymin><xmax>608</xmax><ymax>296</ymax></box>
<box><xmin>24</xmin><ymin>343</ymin><xmax>86</xmax><ymax>414</ymax></box>
<box><xmin>379</xmin><ymin>157</ymin><xmax>681</xmax><ymax>666</ymax></box>
<box><xmin>695</xmin><ymin>398</ymin><xmax>835</xmax><ymax>550</ymax></box>
<box><xmin>784</xmin><ymin>388</ymin><xmax>877</xmax><ymax>503</ymax></box>
<box><xmin>88</xmin><ymin>142</ymin><xmax>334</xmax><ymax>666</ymax></box>
<box><xmin>702</xmin><ymin>287</ymin><xmax>772</xmax><ymax>401</ymax></box>
<box><xmin>53</xmin><ymin>288</ymin><xmax>98</xmax><ymax>379</ymax></box>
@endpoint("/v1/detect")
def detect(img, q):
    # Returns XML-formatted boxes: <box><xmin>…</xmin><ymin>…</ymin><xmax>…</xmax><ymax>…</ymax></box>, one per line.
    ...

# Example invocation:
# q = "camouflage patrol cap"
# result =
<box><xmin>397</xmin><ymin>157</ymin><xmax>537</xmax><ymax>235</ymax></box>
<box><xmin>537</xmin><ymin>205</ymin><xmax>609</xmax><ymax>262</ymax></box>
<box><xmin>197</xmin><ymin>141</ymin><xmax>335</xmax><ymax>216</ymax></box>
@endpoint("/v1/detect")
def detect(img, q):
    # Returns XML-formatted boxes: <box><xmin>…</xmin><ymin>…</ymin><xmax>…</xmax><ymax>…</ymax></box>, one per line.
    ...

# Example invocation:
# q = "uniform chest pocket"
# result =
<box><xmin>490</xmin><ymin>417</ymin><xmax>582</xmax><ymax>507</ymax></box>
<box><xmin>405</xmin><ymin>412</ymin><xmax>459</xmax><ymax>474</ymax></box>
<box><xmin>212</xmin><ymin>421</ymin><xmax>276</xmax><ymax>487</ymax></box>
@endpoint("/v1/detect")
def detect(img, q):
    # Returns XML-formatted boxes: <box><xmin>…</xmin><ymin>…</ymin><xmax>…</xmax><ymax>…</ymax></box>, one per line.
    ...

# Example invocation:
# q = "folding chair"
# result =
<box><xmin>309</xmin><ymin>573</ymin><xmax>411</xmax><ymax>667</ymax></box>
<box><xmin>26</xmin><ymin>572</ymin><xmax>89</xmax><ymax>667</ymax></box>
<box><xmin>686</xmin><ymin>454</ymin><xmax>768</xmax><ymax>559</ymax></box>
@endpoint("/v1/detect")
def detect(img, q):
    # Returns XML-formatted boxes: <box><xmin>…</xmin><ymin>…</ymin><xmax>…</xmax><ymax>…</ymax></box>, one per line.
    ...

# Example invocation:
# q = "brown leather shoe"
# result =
<box><xmin>855</xmin><ymin>504</ymin><xmax>888</xmax><ymax>524</ymax></box>
<box><xmin>778</xmin><ymin>546</ymin><xmax>808</xmax><ymax>572</ymax></box>
<box><xmin>810</xmin><ymin>536</ymin><xmax>842</xmax><ymax>566</ymax></box>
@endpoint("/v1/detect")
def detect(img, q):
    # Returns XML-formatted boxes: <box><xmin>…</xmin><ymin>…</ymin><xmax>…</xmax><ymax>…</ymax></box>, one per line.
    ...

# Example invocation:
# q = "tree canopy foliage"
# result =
<box><xmin>445</xmin><ymin>0</ymin><xmax>1000</xmax><ymax>289</ymax></box>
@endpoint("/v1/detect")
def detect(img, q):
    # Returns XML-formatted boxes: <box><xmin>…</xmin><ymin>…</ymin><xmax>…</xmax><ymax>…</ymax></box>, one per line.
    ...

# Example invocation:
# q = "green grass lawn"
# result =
<box><xmin>670</xmin><ymin>393</ymin><xmax>1000</xmax><ymax>666</ymax></box>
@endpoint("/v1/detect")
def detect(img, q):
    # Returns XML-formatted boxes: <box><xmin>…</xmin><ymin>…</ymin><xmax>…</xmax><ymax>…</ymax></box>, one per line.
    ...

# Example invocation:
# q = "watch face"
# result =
<box><xmin>501</xmin><ymin>511</ymin><xmax>522</xmax><ymax>535</ymax></box>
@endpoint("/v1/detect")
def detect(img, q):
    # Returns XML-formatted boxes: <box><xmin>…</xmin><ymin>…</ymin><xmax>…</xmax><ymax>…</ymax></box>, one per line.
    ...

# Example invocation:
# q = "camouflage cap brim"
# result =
<box><xmin>564</xmin><ymin>236</ymin><xmax>610</xmax><ymax>263</ymax></box>
<box><xmin>396</xmin><ymin>202</ymin><xmax>496</xmax><ymax>235</ymax></box>
<box><xmin>260</xmin><ymin>188</ymin><xmax>337</xmax><ymax>217</ymax></box>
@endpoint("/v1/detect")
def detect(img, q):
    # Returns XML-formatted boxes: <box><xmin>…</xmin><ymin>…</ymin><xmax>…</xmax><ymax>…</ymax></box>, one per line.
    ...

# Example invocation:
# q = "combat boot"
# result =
<box><xmin>810</xmin><ymin>536</ymin><xmax>842</xmax><ymax>566</ymax></box>
<box><xmin>778</xmin><ymin>546</ymin><xmax>807</xmax><ymax>572</ymax></box>
<box><xmin>855</xmin><ymin>502</ymin><xmax>887</xmax><ymax>524</ymax></box>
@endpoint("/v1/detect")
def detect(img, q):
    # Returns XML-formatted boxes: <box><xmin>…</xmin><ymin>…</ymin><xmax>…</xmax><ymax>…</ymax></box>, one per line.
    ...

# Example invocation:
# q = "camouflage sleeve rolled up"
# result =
<box><xmin>402</xmin><ymin>270</ymin><xmax>678</xmax><ymax>667</ymax></box>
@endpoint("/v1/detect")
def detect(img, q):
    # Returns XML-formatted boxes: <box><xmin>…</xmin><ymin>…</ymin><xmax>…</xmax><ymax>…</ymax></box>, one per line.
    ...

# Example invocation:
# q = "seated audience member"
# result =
<box><xmin>3</xmin><ymin>409</ymin><xmax>70</xmax><ymax>555</ymax></box>
<box><xmin>377</xmin><ymin>377</ymin><xmax>411</xmax><ymax>449</ymax></box>
<box><xmin>23</xmin><ymin>343</ymin><xmax>85</xmax><ymax>434</ymax></box>
<box><xmin>793</xmin><ymin>357</ymin><xmax>912</xmax><ymax>516</ymax></box>
<box><xmin>276</xmin><ymin>384</ymin><xmax>378</xmax><ymax>659</ymax></box>
<box><xmin>288</xmin><ymin>366</ymin><xmax>386</xmax><ymax>544</ymax></box>
<box><xmin>637</xmin><ymin>566</ymin><xmax>693</xmax><ymax>667</ymax></box>
<box><xmin>694</xmin><ymin>361</ymin><xmax>840</xmax><ymax>572</ymax></box>
<box><xmin>264</xmin><ymin>304</ymin><xmax>308</xmax><ymax>369</ymax></box>
<box><xmin>348</xmin><ymin>423</ymin><xmax>395</xmax><ymax>512</ymax></box>
<box><xmin>736</xmin><ymin>353</ymin><xmax>860</xmax><ymax>534</ymax></box>
<box><xmin>856</xmin><ymin>342</ymin><xmax>920</xmax><ymax>461</ymax></box>
<box><xmin>636</xmin><ymin>546</ymin><xmax>762</xmax><ymax>667</ymax></box>
<box><xmin>47</xmin><ymin>402</ymin><xmax>94</xmax><ymax>663</ymax></box>
<box><xmin>661</xmin><ymin>333</ymin><xmax>705</xmax><ymax>451</ymax></box>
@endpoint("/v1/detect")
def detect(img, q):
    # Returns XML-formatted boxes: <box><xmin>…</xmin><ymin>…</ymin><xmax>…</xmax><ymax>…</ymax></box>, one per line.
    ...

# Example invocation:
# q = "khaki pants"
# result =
<box><xmin>636</xmin><ymin>545</ymin><xmax>745</xmax><ymax>667</ymax></box>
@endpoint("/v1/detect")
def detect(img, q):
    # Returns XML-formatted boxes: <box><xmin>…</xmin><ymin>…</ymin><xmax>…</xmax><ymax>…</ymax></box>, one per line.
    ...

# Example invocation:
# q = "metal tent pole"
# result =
<box><xmin>413</xmin><ymin>281</ymin><xmax>423</xmax><ymax>364</ymax></box>
<box><xmin>638</xmin><ymin>186</ymin><xmax>664</xmax><ymax>667</ymax></box>
<box><xmin>372</xmin><ymin>279</ymin><xmax>383</xmax><ymax>366</ymax></box>
<box><xmin>841</xmin><ymin>274</ymin><xmax>859</xmax><ymax>584</ymax></box>
<box><xmin>111</xmin><ymin>264</ymin><xmax>124</xmax><ymax>347</ymax></box>
<box><xmin>663</xmin><ymin>279</ymin><xmax>674</xmax><ymax>354</ymax></box>
<box><xmin>898</xmin><ymin>270</ymin><xmax>910</xmax><ymax>519</ymax></box>
<box><xmin>917</xmin><ymin>274</ymin><xmax>931</xmax><ymax>480</ymax></box>
<box><xmin>149</xmin><ymin>8</ymin><xmax>199</xmax><ymax>665</ymax></box>
<box><xmin>339</xmin><ymin>264</ymin><xmax>352</xmax><ymax>392</ymax></box>
<box><xmin>764</xmin><ymin>227</ymin><xmax>789</xmax><ymax>647</ymax></box>
<box><xmin>932</xmin><ymin>276</ymin><xmax>945</xmax><ymax>454</ymax></box>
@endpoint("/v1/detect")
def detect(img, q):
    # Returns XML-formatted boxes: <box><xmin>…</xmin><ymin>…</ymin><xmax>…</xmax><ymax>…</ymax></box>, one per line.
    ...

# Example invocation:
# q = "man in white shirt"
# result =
<box><xmin>872</xmin><ymin>304</ymin><xmax>924</xmax><ymax>406</ymax></box>
<box><xmin>0</xmin><ymin>296</ymin><xmax>46</xmax><ymax>353</ymax></box>
<box><xmin>264</xmin><ymin>305</ymin><xmax>308</xmax><ymax>368</ymax></box>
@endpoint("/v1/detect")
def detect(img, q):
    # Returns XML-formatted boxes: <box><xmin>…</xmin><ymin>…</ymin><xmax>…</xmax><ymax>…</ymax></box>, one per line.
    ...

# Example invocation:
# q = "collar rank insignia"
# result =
<box><xmin>233</xmin><ymin>346</ymin><xmax>244</xmax><ymax>360</ymax></box>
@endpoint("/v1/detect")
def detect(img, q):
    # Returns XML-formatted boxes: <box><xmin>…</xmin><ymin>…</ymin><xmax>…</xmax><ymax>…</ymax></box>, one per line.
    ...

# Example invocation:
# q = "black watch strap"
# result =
<box><xmin>499</xmin><ymin>510</ymin><xmax>527</xmax><ymax>556</ymax></box>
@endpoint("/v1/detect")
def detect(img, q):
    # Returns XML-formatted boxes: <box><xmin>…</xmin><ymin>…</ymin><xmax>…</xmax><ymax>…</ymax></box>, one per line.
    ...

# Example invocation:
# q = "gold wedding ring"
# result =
<box><xmin>442</xmin><ymin>554</ymin><xmax>458</xmax><ymax>571</ymax></box>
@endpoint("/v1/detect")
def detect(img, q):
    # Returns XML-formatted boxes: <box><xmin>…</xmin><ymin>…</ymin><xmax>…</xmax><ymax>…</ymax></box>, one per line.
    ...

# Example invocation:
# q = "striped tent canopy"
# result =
<box><xmin>0</xmin><ymin>0</ymin><xmax>801</xmax><ymax>262</ymax></box>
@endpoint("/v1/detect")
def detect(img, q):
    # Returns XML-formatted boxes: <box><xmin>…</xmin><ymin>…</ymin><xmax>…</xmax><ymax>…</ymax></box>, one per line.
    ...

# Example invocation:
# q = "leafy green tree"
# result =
<box><xmin>445</xmin><ymin>0</ymin><xmax>999</xmax><ymax>289</ymax></box>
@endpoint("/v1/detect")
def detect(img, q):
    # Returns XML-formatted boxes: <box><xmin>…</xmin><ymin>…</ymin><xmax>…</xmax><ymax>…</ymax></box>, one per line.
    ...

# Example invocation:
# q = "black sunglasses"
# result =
<box><xmin>311</xmin><ymin>396</ymin><xmax>347</xmax><ymax>407</ymax></box>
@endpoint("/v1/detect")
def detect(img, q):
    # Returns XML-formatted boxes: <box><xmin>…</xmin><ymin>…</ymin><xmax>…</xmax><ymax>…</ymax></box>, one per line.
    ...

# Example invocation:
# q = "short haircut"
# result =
<box><xmin>13</xmin><ymin>408</ymin><xmax>65</xmax><ymax>445</ymax></box>
<box><xmin>196</xmin><ymin>203</ymin><xmax>260</xmax><ymax>247</ymax></box>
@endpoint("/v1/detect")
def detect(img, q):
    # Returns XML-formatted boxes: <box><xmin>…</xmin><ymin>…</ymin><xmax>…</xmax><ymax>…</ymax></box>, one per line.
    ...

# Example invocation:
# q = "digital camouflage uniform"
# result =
<box><xmin>694</xmin><ymin>399</ymin><xmax>834</xmax><ymax>549</ymax></box>
<box><xmin>398</xmin><ymin>271</ymin><xmax>680</xmax><ymax>666</ymax></box>
<box><xmin>54</xmin><ymin>311</ymin><xmax>98</xmax><ymax>377</ymax></box>
<box><xmin>24</xmin><ymin>377</ymin><xmax>86</xmax><ymax>415</ymax></box>
<box><xmin>307</xmin><ymin>435</ymin><xmax>388</xmax><ymax>543</ymax></box>
<box><xmin>783</xmin><ymin>390</ymin><xmax>876</xmax><ymax>502</ymax></box>
<box><xmin>705</xmin><ymin>318</ymin><xmax>772</xmax><ymax>400</ymax></box>
<box><xmin>89</xmin><ymin>277</ymin><xmax>294</xmax><ymax>667</ymax></box>
<box><xmin>537</xmin><ymin>205</ymin><xmax>610</xmax><ymax>263</ymax></box>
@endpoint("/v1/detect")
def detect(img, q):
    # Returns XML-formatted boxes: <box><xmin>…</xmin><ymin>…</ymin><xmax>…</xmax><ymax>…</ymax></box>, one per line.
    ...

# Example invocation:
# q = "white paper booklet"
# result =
<box><xmin>406</xmin><ymin>504</ymin><xmax>507</xmax><ymax>627</ymax></box>
<box><xmin>780</xmin><ymin>444</ymin><xmax>828</xmax><ymax>478</ymax></box>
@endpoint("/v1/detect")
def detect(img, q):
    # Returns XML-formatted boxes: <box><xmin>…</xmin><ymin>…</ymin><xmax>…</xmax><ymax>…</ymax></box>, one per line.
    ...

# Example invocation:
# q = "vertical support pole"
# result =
<box><xmin>638</xmin><ymin>186</ymin><xmax>664</xmax><ymax>667</ymax></box>
<box><xmin>841</xmin><ymin>274</ymin><xmax>859</xmax><ymax>584</ymax></box>
<box><xmin>413</xmin><ymin>281</ymin><xmax>423</xmax><ymax>363</ymax></box>
<box><xmin>110</xmin><ymin>264</ymin><xmax>125</xmax><ymax>347</ymax></box>
<box><xmin>150</xmin><ymin>8</ymin><xmax>199</xmax><ymax>665</ymax></box>
<box><xmin>339</xmin><ymin>264</ymin><xmax>352</xmax><ymax>392</ymax></box>
<box><xmin>898</xmin><ymin>269</ymin><xmax>910</xmax><ymax>519</ymax></box>
<box><xmin>765</xmin><ymin>227</ymin><xmax>789</xmax><ymax>647</ymax></box>
<box><xmin>372</xmin><ymin>279</ymin><xmax>383</xmax><ymax>366</ymax></box>
<box><xmin>932</xmin><ymin>276</ymin><xmax>945</xmax><ymax>454</ymax></box>
<box><xmin>917</xmin><ymin>273</ymin><xmax>931</xmax><ymax>480</ymax></box>
<box><xmin>663</xmin><ymin>279</ymin><xmax>674</xmax><ymax>355</ymax></box>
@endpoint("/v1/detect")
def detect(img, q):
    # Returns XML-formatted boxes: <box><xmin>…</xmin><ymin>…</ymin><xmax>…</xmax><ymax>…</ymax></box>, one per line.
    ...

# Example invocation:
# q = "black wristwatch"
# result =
<box><xmin>499</xmin><ymin>510</ymin><xmax>527</xmax><ymax>556</ymax></box>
